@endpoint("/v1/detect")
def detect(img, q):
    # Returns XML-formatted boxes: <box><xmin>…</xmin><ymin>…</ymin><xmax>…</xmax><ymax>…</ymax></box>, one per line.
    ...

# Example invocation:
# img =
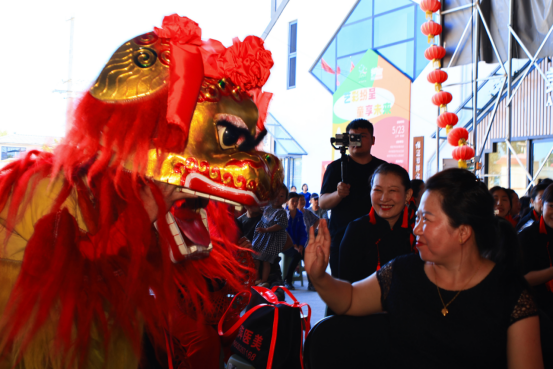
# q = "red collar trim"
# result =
<box><xmin>368</xmin><ymin>206</ymin><xmax>409</xmax><ymax>228</ymax></box>
<box><xmin>369</xmin><ymin>207</ymin><xmax>376</xmax><ymax>225</ymax></box>
<box><xmin>401</xmin><ymin>205</ymin><xmax>409</xmax><ymax>228</ymax></box>
<box><xmin>505</xmin><ymin>214</ymin><xmax>517</xmax><ymax>228</ymax></box>
<box><xmin>540</xmin><ymin>216</ymin><xmax>547</xmax><ymax>235</ymax></box>
<box><xmin>533</xmin><ymin>209</ymin><xmax>538</xmax><ymax>220</ymax></box>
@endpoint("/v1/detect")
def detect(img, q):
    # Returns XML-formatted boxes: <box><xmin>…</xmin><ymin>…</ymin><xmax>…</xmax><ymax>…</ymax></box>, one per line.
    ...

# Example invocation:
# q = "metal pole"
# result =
<box><xmin>507</xmin><ymin>0</ymin><xmax>513</xmax><ymax>188</ymax></box>
<box><xmin>473</xmin><ymin>3</ymin><xmax>480</xmax><ymax>174</ymax></box>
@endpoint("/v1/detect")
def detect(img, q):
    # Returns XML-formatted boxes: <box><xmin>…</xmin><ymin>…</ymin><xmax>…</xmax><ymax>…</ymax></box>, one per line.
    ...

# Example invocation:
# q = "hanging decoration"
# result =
<box><xmin>448</xmin><ymin>127</ymin><xmax>473</xmax><ymax>169</ymax></box>
<box><xmin>420</xmin><ymin>0</ymin><xmax>442</xmax><ymax>19</ymax></box>
<box><xmin>419</xmin><ymin>0</ymin><xmax>474</xmax><ymax>169</ymax></box>
<box><xmin>452</xmin><ymin>145</ymin><xmax>475</xmax><ymax>170</ymax></box>
<box><xmin>427</xmin><ymin>70</ymin><xmax>448</xmax><ymax>92</ymax></box>
<box><xmin>424</xmin><ymin>45</ymin><xmax>447</xmax><ymax>68</ymax></box>
<box><xmin>431</xmin><ymin>90</ymin><xmax>452</xmax><ymax>112</ymax></box>
<box><xmin>437</xmin><ymin>111</ymin><xmax>458</xmax><ymax>134</ymax></box>
<box><xmin>421</xmin><ymin>20</ymin><xmax>442</xmax><ymax>43</ymax></box>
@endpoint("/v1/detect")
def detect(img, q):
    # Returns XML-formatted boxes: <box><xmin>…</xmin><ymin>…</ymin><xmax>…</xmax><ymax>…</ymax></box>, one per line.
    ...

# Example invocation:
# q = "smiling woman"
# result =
<box><xmin>339</xmin><ymin>163</ymin><xmax>415</xmax><ymax>284</ymax></box>
<box><xmin>304</xmin><ymin>168</ymin><xmax>544</xmax><ymax>369</ymax></box>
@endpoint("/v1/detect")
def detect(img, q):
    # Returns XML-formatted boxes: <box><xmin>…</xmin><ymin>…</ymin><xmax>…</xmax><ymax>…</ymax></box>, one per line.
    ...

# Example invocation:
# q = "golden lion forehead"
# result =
<box><xmin>90</xmin><ymin>32</ymin><xmax>249</xmax><ymax>103</ymax></box>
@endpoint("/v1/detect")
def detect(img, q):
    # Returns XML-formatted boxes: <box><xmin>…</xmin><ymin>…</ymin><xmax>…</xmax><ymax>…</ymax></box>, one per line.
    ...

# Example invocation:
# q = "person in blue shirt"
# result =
<box><xmin>301</xmin><ymin>183</ymin><xmax>311</xmax><ymax>208</ymax></box>
<box><xmin>283</xmin><ymin>192</ymin><xmax>308</xmax><ymax>290</ymax></box>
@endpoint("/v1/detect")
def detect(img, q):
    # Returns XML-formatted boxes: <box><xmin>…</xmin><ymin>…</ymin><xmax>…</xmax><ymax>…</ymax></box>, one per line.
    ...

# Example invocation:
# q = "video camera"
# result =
<box><xmin>329</xmin><ymin>133</ymin><xmax>362</xmax><ymax>184</ymax></box>
<box><xmin>330</xmin><ymin>133</ymin><xmax>362</xmax><ymax>150</ymax></box>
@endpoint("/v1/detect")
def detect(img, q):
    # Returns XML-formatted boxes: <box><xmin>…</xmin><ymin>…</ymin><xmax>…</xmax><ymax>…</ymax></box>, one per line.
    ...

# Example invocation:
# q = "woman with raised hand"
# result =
<box><xmin>305</xmin><ymin>168</ymin><xmax>543</xmax><ymax>369</ymax></box>
<box><xmin>339</xmin><ymin>163</ymin><xmax>415</xmax><ymax>284</ymax></box>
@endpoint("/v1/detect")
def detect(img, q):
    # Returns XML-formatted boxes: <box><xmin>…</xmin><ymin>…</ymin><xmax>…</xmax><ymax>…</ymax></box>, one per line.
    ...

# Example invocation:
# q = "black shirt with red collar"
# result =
<box><xmin>339</xmin><ymin>206</ymin><xmax>416</xmax><ymax>284</ymax></box>
<box><xmin>516</xmin><ymin>209</ymin><xmax>539</xmax><ymax>232</ymax></box>
<box><xmin>518</xmin><ymin>215</ymin><xmax>553</xmax><ymax>319</ymax></box>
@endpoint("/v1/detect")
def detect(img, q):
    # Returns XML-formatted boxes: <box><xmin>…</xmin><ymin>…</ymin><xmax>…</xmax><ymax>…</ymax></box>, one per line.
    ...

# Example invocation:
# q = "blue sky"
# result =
<box><xmin>0</xmin><ymin>0</ymin><xmax>271</xmax><ymax>137</ymax></box>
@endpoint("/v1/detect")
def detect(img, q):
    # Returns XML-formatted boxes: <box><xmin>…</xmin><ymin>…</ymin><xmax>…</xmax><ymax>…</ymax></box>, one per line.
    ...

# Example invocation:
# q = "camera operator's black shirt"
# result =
<box><xmin>321</xmin><ymin>155</ymin><xmax>386</xmax><ymax>238</ymax></box>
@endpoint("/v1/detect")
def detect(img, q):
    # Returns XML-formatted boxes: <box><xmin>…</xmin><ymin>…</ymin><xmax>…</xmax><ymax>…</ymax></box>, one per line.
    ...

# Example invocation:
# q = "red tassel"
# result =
<box><xmin>0</xmin><ymin>157</ymin><xmax>255</xmax><ymax>367</ymax></box>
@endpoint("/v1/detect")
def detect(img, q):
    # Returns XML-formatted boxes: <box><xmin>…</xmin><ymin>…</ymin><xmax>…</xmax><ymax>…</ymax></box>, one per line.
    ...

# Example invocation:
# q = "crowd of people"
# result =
<box><xmin>234</xmin><ymin>117</ymin><xmax>552</xmax><ymax>367</ymax></box>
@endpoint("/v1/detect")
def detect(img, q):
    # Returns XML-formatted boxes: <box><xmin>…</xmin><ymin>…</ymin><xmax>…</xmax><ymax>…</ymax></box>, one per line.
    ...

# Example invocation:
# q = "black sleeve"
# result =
<box><xmin>376</xmin><ymin>259</ymin><xmax>393</xmax><ymax>310</ymax></box>
<box><xmin>518</xmin><ymin>228</ymin><xmax>539</xmax><ymax>274</ymax></box>
<box><xmin>339</xmin><ymin>219</ymin><xmax>369</xmax><ymax>284</ymax></box>
<box><xmin>235</xmin><ymin>217</ymin><xmax>245</xmax><ymax>235</ymax></box>
<box><xmin>321</xmin><ymin>161</ymin><xmax>341</xmax><ymax>196</ymax></box>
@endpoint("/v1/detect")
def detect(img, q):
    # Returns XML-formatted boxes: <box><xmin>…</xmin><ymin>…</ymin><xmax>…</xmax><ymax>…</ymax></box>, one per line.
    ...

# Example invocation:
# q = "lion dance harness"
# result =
<box><xmin>0</xmin><ymin>14</ymin><xmax>282</xmax><ymax>369</ymax></box>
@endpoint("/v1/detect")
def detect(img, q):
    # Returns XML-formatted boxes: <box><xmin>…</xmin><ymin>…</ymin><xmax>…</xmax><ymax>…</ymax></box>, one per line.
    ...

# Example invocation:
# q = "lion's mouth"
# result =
<box><xmin>176</xmin><ymin>187</ymin><xmax>243</xmax><ymax>209</ymax></box>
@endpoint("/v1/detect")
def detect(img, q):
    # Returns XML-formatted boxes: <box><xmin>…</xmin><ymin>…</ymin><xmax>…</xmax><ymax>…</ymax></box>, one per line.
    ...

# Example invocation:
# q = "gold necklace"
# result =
<box><xmin>432</xmin><ymin>262</ymin><xmax>480</xmax><ymax>316</ymax></box>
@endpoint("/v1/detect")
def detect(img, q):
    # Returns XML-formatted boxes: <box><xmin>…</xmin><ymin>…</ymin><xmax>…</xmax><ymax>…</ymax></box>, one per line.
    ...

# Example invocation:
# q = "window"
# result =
<box><xmin>1</xmin><ymin>146</ymin><xmax>26</xmax><ymax>160</ymax></box>
<box><xmin>288</xmin><ymin>21</ymin><xmax>297</xmax><ymax>89</ymax></box>
<box><xmin>533</xmin><ymin>139</ymin><xmax>553</xmax><ymax>183</ymax></box>
<box><xmin>337</xmin><ymin>52</ymin><xmax>365</xmax><ymax>86</ymax></box>
<box><xmin>415</xmin><ymin>8</ymin><xmax>432</xmax><ymax>77</ymax></box>
<box><xmin>281</xmin><ymin>157</ymin><xmax>302</xmax><ymax>190</ymax></box>
<box><xmin>377</xmin><ymin>41</ymin><xmax>414</xmax><ymax>78</ymax></box>
<box><xmin>374</xmin><ymin>0</ymin><xmax>412</xmax><ymax>15</ymax></box>
<box><xmin>310</xmin><ymin>0</ymin><xmax>427</xmax><ymax>93</ymax></box>
<box><xmin>487</xmin><ymin>141</ymin><xmax>528</xmax><ymax>196</ymax></box>
<box><xmin>345</xmin><ymin>0</ymin><xmax>372</xmax><ymax>24</ymax></box>
<box><xmin>373</xmin><ymin>7</ymin><xmax>414</xmax><ymax>48</ymax></box>
<box><xmin>337</xmin><ymin>19</ymin><xmax>372</xmax><ymax>57</ymax></box>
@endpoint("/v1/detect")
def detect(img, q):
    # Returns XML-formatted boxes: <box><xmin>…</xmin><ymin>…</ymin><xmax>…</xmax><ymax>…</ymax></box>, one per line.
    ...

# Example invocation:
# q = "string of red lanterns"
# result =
<box><xmin>420</xmin><ymin>1</ymin><xmax>474</xmax><ymax>169</ymax></box>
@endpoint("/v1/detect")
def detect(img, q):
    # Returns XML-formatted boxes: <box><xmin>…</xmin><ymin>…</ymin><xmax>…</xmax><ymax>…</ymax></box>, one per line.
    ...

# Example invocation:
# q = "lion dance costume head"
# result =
<box><xmin>0</xmin><ymin>14</ymin><xmax>283</xmax><ymax>369</ymax></box>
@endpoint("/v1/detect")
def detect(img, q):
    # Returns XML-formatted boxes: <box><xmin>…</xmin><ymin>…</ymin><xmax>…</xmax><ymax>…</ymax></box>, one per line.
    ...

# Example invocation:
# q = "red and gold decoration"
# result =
<box><xmin>0</xmin><ymin>14</ymin><xmax>282</xmax><ymax>369</ymax></box>
<box><xmin>431</xmin><ymin>90</ymin><xmax>452</xmax><ymax>112</ymax></box>
<box><xmin>448</xmin><ymin>127</ymin><xmax>474</xmax><ymax>169</ymax></box>
<box><xmin>421</xmin><ymin>20</ymin><xmax>442</xmax><ymax>43</ymax></box>
<box><xmin>420</xmin><ymin>0</ymin><xmax>442</xmax><ymax>19</ymax></box>
<box><xmin>427</xmin><ymin>70</ymin><xmax>448</xmax><ymax>92</ymax></box>
<box><xmin>424</xmin><ymin>44</ymin><xmax>447</xmax><ymax>68</ymax></box>
<box><xmin>452</xmin><ymin>145</ymin><xmax>475</xmax><ymax>169</ymax></box>
<box><xmin>437</xmin><ymin>111</ymin><xmax>458</xmax><ymax>134</ymax></box>
<box><xmin>419</xmin><ymin>1</ymin><xmax>474</xmax><ymax>169</ymax></box>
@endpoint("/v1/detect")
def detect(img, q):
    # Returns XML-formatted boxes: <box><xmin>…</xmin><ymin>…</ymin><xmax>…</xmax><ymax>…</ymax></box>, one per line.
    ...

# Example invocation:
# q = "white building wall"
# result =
<box><xmin>264</xmin><ymin>0</ymin><xmax>501</xmax><ymax>185</ymax></box>
<box><xmin>263</xmin><ymin>0</ymin><xmax>357</xmax><ymax>193</ymax></box>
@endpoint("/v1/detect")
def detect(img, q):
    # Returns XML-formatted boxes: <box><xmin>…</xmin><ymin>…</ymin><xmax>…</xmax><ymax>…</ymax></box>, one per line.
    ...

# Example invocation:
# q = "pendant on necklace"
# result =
<box><xmin>441</xmin><ymin>308</ymin><xmax>449</xmax><ymax>316</ymax></box>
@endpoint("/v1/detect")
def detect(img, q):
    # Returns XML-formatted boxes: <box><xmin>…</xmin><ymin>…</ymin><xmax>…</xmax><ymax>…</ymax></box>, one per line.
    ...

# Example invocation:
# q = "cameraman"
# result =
<box><xmin>319</xmin><ymin>119</ymin><xmax>386</xmax><ymax>278</ymax></box>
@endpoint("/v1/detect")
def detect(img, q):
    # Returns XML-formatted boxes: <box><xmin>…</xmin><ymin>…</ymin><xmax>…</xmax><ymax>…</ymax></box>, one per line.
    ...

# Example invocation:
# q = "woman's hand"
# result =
<box><xmin>304</xmin><ymin>219</ymin><xmax>330</xmax><ymax>281</ymax></box>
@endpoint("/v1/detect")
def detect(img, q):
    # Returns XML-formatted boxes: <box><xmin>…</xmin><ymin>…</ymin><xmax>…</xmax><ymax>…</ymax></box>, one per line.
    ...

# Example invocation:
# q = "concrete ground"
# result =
<box><xmin>281</xmin><ymin>270</ymin><xmax>328</xmax><ymax>327</ymax></box>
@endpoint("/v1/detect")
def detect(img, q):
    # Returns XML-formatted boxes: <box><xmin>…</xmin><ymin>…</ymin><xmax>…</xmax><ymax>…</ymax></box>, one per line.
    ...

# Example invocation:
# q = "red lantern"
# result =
<box><xmin>420</xmin><ymin>0</ymin><xmax>441</xmax><ymax>19</ymax></box>
<box><xmin>421</xmin><ymin>20</ymin><xmax>442</xmax><ymax>43</ymax></box>
<box><xmin>427</xmin><ymin>70</ymin><xmax>448</xmax><ymax>92</ymax></box>
<box><xmin>448</xmin><ymin>127</ymin><xmax>469</xmax><ymax>147</ymax></box>
<box><xmin>437</xmin><ymin>112</ymin><xmax>458</xmax><ymax>134</ymax></box>
<box><xmin>425</xmin><ymin>45</ymin><xmax>447</xmax><ymax>68</ymax></box>
<box><xmin>452</xmin><ymin>145</ymin><xmax>475</xmax><ymax>169</ymax></box>
<box><xmin>431</xmin><ymin>90</ymin><xmax>452</xmax><ymax>112</ymax></box>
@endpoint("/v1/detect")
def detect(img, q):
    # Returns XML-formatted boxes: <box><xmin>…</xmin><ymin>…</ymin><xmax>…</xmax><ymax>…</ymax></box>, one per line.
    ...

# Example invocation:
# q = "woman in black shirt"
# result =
<box><xmin>305</xmin><ymin>169</ymin><xmax>542</xmax><ymax>368</ymax></box>
<box><xmin>519</xmin><ymin>183</ymin><xmax>553</xmax><ymax>322</ymax></box>
<box><xmin>339</xmin><ymin>163</ymin><xmax>415</xmax><ymax>284</ymax></box>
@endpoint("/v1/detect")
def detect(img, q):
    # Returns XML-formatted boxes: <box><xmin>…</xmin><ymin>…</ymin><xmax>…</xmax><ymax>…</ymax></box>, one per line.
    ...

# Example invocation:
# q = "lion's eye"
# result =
<box><xmin>217</xmin><ymin>124</ymin><xmax>245</xmax><ymax>150</ymax></box>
